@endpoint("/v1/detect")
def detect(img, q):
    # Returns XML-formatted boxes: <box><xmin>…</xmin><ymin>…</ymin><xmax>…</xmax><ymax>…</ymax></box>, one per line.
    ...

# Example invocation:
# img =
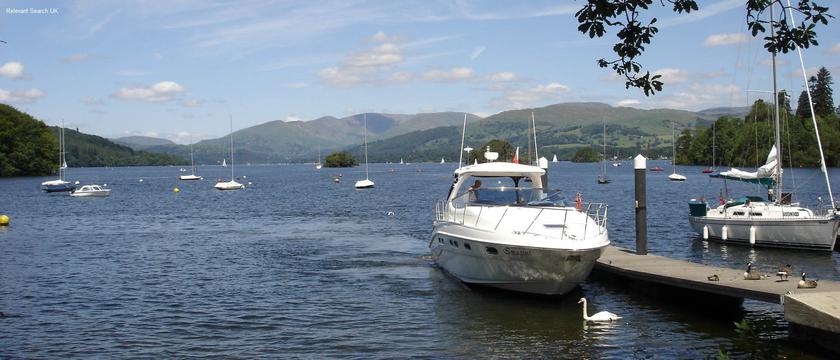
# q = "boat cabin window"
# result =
<box><xmin>458</xmin><ymin>176</ymin><xmax>557</xmax><ymax>206</ymax></box>
<box><xmin>749</xmin><ymin>212</ymin><xmax>762</xmax><ymax>216</ymax></box>
<box><xmin>733</xmin><ymin>211</ymin><xmax>745</xmax><ymax>216</ymax></box>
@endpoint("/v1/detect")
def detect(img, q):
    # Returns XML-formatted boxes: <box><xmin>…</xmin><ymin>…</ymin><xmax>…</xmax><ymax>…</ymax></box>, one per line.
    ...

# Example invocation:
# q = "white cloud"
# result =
<box><xmin>89</xmin><ymin>9</ymin><xmax>121</xmax><ymax>35</ymax></box>
<box><xmin>494</xmin><ymin>82</ymin><xmax>570</xmax><ymax>109</ymax></box>
<box><xmin>830</xmin><ymin>43</ymin><xmax>840</xmax><ymax>54</ymax></box>
<box><xmin>0</xmin><ymin>62</ymin><xmax>25</xmax><ymax>79</ymax></box>
<box><xmin>486</xmin><ymin>72</ymin><xmax>518</xmax><ymax>82</ymax></box>
<box><xmin>616</xmin><ymin>99</ymin><xmax>641</xmax><ymax>107</ymax></box>
<box><xmin>113</xmin><ymin>81</ymin><xmax>186</xmax><ymax>102</ymax></box>
<box><xmin>370</xmin><ymin>31</ymin><xmax>401</xmax><ymax>43</ymax></box>
<box><xmin>63</xmin><ymin>53</ymin><xmax>92</xmax><ymax>63</ymax></box>
<box><xmin>285</xmin><ymin>115</ymin><xmax>303</xmax><ymax>122</ymax></box>
<box><xmin>319</xmin><ymin>42</ymin><xmax>406</xmax><ymax>87</ymax></box>
<box><xmin>0</xmin><ymin>88</ymin><xmax>45</xmax><ymax>103</ymax></box>
<box><xmin>345</xmin><ymin>43</ymin><xmax>403</xmax><ymax>67</ymax></box>
<box><xmin>470</xmin><ymin>46</ymin><xmax>486</xmax><ymax>60</ymax></box>
<box><xmin>654</xmin><ymin>68</ymin><xmax>690</xmax><ymax>84</ymax></box>
<box><xmin>703</xmin><ymin>33</ymin><xmax>749</xmax><ymax>46</ymax></box>
<box><xmin>421</xmin><ymin>67</ymin><xmax>474</xmax><ymax>82</ymax></box>
<box><xmin>652</xmin><ymin>83</ymin><xmax>742</xmax><ymax>110</ymax></box>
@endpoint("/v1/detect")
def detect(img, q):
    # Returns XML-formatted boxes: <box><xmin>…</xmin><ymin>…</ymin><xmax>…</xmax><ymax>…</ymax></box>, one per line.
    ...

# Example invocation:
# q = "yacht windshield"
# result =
<box><xmin>457</xmin><ymin>176</ymin><xmax>567</xmax><ymax>207</ymax></box>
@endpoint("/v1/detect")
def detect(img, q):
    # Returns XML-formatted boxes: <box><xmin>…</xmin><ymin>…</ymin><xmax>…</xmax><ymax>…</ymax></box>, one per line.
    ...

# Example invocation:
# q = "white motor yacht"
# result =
<box><xmin>430</xmin><ymin>161</ymin><xmax>609</xmax><ymax>295</ymax></box>
<box><xmin>70</xmin><ymin>184</ymin><xmax>110</xmax><ymax>197</ymax></box>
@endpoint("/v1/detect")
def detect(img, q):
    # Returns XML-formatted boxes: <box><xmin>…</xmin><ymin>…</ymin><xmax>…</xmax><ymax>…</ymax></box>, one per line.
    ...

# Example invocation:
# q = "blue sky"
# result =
<box><xmin>1</xmin><ymin>0</ymin><xmax>838</xmax><ymax>143</ymax></box>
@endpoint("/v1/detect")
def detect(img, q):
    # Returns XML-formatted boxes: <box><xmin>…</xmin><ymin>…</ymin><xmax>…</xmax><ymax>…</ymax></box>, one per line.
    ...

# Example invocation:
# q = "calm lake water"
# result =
<box><xmin>2</xmin><ymin>161</ymin><xmax>839</xmax><ymax>358</ymax></box>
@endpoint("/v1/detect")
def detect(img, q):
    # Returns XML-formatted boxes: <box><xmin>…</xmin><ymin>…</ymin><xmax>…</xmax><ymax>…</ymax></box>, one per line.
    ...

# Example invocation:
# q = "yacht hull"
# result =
<box><xmin>689</xmin><ymin>216</ymin><xmax>840</xmax><ymax>251</ymax></box>
<box><xmin>431</xmin><ymin>223</ymin><xmax>605</xmax><ymax>295</ymax></box>
<box><xmin>41</xmin><ymin>182</ymin><xmax>75</xmax><ymax>192</ymax></box>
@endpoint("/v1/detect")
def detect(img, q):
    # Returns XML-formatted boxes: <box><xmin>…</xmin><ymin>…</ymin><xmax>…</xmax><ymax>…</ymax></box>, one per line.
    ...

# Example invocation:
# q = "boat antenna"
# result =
<box><xmin>532</xmin><ymin>111</ymin><xmax>539</xmax><ymax>164</ymax></box>
<box><xmin>364</xmin><ymin>113</ymin><xmax>369</xmax><ymax>180</ymax></box>
<box><xmin>458</xmin><ymin>113</ymin><xmax>467</xmax><ymax>168</ymax></box>
<box><xmin>784</xmin><ymin>0</ymin><xmax>834</xmax><ymax>208</ymax></box>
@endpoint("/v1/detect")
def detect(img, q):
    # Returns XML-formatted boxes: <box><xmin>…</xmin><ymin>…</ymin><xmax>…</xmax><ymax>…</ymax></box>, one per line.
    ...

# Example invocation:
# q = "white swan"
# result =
<box><xmin>578</xmin><ymin>297</ymin><xmax>621</xmax><ymax>322</ymax></box>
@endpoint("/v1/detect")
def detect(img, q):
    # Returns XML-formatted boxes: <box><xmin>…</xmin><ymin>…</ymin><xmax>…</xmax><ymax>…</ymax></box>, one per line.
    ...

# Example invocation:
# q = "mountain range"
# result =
<box><xmin>115</xmin><ymin>102</ymin><xmax>750</xmax><ymax>164</ymax></box>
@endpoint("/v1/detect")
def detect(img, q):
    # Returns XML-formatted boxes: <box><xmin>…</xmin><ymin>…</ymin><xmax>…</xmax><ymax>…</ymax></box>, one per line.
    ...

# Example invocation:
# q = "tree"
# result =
<box><xmin>0</xmin><ymin>104</ymin><xmax>59</xmax><ymax>176</ymax></box>
<box><xmin>795</xmin><ymin>89</ymin><xmax>811</xmax><ymax>119</ymax></box>
<box><xmin>468</xmin><ymin>139</ymin><xmax>515</xmax><ymax>164</ymax></box>
<box><xmin>812</xmin><ymin>67</ymin><xmax>834</xmax><ymax>117</ymax></box>
<box><xmin>324</xmin><ymin>151</ymin><xmax>357</xmax><ymax>167</ymax></box>
<box><xmin>576</xmin><ymin>1</ymin><xmax>832</xmax><ymax>95</ymax></box>
<box><xmin>571</xmin><ymin>147</ymin><xmax>601</xmax><ymax>163</ymax></box>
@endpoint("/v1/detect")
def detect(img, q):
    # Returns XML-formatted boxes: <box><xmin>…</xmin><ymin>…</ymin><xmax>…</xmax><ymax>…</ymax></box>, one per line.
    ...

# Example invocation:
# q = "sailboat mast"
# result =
<box><xmin>59</xmin><ymin>122</ymin><xmax>65</xmax><ymax>181</ymax></box>
<box><xmin>229</xmin><ymin>116</ymin><xmax>234</xmax><ymax>180</ymax></box>
<box><xmin>784</xmin><ymin>0</ymin><xmax>834</xmax><ymax>207</ymax></box>
<box><xmin>603</xmin><ymin>118</ymin><xmax>607</xmax><ymax>176</ymax></box>
<box><xmin>190</xmin><ymin>141</ymin><xmax>196</xmax><ymax>174</ymax></box>
<box><xmin>672</xmin><ymin>120</ymin><xmax>677</xmax><ymax>174</ymax></box>
<box><xmin>458</xmin><ymin>113</ymin><xmax>467</xmax><ymax>168</ymax></box>
<box><xmin>770</xmin><ymin>4</ymin><xmax>782</xmax><ymax>205</ymax></box>
<box><xmin>712</xmin><ymin>122</ymin><xmax>715</xmax><ymax>170</ymax></box>
<box><xmin>364</xmin><ymin>113</ymin><xmax>369</xmax><ymax>179</ymax></box>
<box><xmin>531</xmin><ymin>111</ymin><xmax>539</xmax><ymax>164</ymax></box>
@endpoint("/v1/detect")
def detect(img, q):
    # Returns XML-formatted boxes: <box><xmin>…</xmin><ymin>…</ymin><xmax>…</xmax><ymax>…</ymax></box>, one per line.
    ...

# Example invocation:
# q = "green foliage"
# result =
<box><xmin>571</xmin><ymin>147</ymin><xmax>601</xmax><ymax>162</ymax></box>
<box><xmin>577</xmin><ymin>0</ymin><xmax>832</xmax><ymax>95</ymax></box>
<box><xmin>813</xmin><ymin>67</ymin><xmax>834</xmax><ymax>117</ymax></box>
<box><xmin>795</xmin><ymin>89</ymin><xmax>811</xmax><ymax>119</ymax></box>
<box><xmin>468</xmin><ymin>139</ymin><xmax>515</xmax><ymax>164</ymax></box>
<box><xmin>57</xmin><ymin>127</ymin><xmax>187</xmax><ymax>167</ymax></box>
<box><xmin>674</xmin><ymin>97</ymin><xmax>840</xmax><ymax>168</ymax></box>
<box><xmin>0</xmin><ymin>104</ymin><xmax>57</xmax><ymax>176</ymax></box>
<box><xmin>324</xmin><ymin>151</ymin><xmax>357</xmax><ymax>167</ymax></box>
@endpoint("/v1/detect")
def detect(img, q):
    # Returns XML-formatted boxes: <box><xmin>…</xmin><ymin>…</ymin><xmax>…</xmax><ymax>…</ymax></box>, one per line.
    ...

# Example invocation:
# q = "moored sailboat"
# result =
<box><xmin>41</xmin><ymin>122</ymin><xmax>76</xmax><ymax>192</ymax></box>
<box><xmin>688</xmin><ymin>4</ymin><xmax>838</xmax><ymax>251</ymax></box>
<box><xmin>215</xmin><ymin>117</ymin><xmax>244</xmax><ymax>190</ymax></box>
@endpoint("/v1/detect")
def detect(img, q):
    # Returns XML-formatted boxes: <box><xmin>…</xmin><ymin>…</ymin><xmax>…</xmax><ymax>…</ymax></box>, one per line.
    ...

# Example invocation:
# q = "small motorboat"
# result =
<box><xmin>701</xmin><ymin>168</ymin><xmax>715</xmax><ymax>174</ymax></box>
<box><xmin>70</xmin><ymin>184</ymin><xmax>110</xmax><ymax>197</ymax></box>
<box><xmin>650</xmin><ymin>166</ymin><xmax>664</xmax><ymax>172</ymax></box>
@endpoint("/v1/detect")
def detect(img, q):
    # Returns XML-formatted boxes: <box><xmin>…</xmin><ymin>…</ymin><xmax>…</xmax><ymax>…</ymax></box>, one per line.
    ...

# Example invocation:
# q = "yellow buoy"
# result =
<box><xmin>173</xmin><ymin>187</ymin><xmax>180</xmax><ymax>193</ymax></box>
<box><xmin>0</xmin><ymin>214</ymin><xmax>9</xmax><ymax>226</ymax></box>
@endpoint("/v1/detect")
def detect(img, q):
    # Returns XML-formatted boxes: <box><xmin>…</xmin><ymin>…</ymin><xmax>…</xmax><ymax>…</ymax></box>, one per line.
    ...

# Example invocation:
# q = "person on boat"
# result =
<box><xmin>468</xmin><ymin>179</ymin><xmax>481</xmax><ymax>202</ymax></box>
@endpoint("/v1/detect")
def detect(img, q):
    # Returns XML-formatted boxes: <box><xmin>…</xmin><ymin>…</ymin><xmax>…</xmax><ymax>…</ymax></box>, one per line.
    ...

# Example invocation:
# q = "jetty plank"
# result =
<box><xmin>595</xmin><ymin>246</ymin><xmax>840</xmax><ymax>304</ymax></box>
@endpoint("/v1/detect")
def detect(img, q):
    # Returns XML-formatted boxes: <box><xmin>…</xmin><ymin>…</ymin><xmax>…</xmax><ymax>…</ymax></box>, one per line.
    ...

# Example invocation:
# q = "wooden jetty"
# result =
<box><xmin>595</xmin><ymin>246</ymin><xmax>840</xmax><ymax>353</ymax></box>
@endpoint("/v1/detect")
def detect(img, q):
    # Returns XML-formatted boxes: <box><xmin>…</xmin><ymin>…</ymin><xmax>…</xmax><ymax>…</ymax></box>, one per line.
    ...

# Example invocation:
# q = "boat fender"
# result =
<box><xmin>721</xmin><ymin>226</ymin><xmax>728</xmax><ymax>241</ymax></box>
<box><xmin>749</xmin><ymin>226</ymin><xmax>756</xmax><ymax>245</ymax></box>
<box><xmin>703</xmin><ymin>225</ymin><xmax>708</xmax><ymax>240</ymax></box>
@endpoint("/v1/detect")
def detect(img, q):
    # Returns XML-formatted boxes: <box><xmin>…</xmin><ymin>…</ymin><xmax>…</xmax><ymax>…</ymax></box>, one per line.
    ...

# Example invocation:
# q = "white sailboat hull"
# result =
<box><xmin>668</xmin><ymin>173</ymin><xmax>686</xmax><ymax>181</ymax></box>
<box><xmin>215</xmin><ymin>180</ymin><xmax>244</xmax><ymax>190</ymax></box>
<box><xmin>179</xmin><ymin>174</ymin><xmax>202</xmax><ymax>181</ymax></box>
<box><xmin>354</xmin><ymin>179</ymin><xmax>375</xmax><ymax>189</ymax></box>
<box><xmin>689</xmin><ymin>202</ymin><xmax>840</xmax><ymax>251</ymax></box>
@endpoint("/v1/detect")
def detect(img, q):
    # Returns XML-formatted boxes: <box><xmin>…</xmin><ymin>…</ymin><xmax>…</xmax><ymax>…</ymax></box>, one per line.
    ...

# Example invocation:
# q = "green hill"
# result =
<box><xmin>113</xmin><ymin>136</ymin><xmax>177</xmax><ymax>150</ymax></box>
<box><xmin>57</xmin><ymin>127</ymin><xmax>187</xmax><ymax>167</ymax></box>
<box><xmin>0</xmin><ymin>104</ymin><xmax>57</xmax><ymax>176</ymax></box>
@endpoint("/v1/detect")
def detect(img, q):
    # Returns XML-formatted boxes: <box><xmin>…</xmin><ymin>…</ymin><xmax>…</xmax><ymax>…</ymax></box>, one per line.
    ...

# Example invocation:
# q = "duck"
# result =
<box><xmin>578</xmin><ymin>297</ymin><xmax>621</xmax><ymax>322</ymax></box>
<box><xmin>777</xmin><ymin>264</ymin><xmax>792</xmax><ymax>281</ymax></box>
<box><xmin>707</xmin><ymin>274</ymin><xmax>719</xmax><ymax>281</ymax></box>
<box><xmin>797</xmin><ymin>272</ymin><xmax>818</xmax><ymax>289</ymax></box>
<box><xmin>743</xmin><ymin>262</ymin><xmax>762</xmax><ymax>280</ymax></box>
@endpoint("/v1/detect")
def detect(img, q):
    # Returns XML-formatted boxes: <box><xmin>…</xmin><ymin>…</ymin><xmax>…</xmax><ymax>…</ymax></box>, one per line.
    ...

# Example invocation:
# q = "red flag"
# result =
<box><xmin>512</xmin><ymin>146</ymin><xmax>520</xmax><ymax>164</ymax></box>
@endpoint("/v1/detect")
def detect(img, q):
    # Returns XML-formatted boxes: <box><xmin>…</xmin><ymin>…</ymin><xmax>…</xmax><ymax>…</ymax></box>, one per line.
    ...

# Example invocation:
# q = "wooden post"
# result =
<box><xmin>634</xmin><ymin>154</ymin><xmax>648</xmax><ymax>255</ymax></box>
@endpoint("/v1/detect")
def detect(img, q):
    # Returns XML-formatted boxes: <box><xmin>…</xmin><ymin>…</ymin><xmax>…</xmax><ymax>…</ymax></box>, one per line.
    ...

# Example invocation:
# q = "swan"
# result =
<box><xmin>798</xmin><ymin>272</ymin><xmax>818</xmax><ymax>289</ymax></box>
<box><xmin>743</xmin><ymin>262</ymin><xmax>762</xmax><ymax>280</ymax></box>
<box><xmin>578</xmin><ymin>298</ymin><xmax>621</xmax><ymax>322</ymax></box>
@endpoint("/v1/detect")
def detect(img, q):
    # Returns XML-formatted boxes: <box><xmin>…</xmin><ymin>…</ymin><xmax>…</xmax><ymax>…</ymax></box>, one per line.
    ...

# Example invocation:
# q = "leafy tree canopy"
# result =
<box><xmin>577</xmin><ymin>0</ymin><xmax>832</xmax><ymax>95</ymax></box>
<box><xmin>324</xmin><ymin>151</ymin><xmax>358</xmax><ymax>167</ymax></box>
<box><xmin>571</xmin><ymin>147</ymin><xmax>601</xmax><ymax>163</ymax></box>
<box><xmin>468</xmin><ymin>139</ymin><xmax>515</xmax><ymax>164</ymax></box>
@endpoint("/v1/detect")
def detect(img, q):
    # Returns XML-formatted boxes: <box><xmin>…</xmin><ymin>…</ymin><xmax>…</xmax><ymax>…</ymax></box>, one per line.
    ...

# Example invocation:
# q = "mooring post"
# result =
<box><xmin>634</xmin><ymin>154</ymin><xmax>648</xmax><ymax>255</ymax></box>
<box><xmin>538</xmin><ymin>156</ymin><xmax>548</xmax><ymax>189</ymax></box>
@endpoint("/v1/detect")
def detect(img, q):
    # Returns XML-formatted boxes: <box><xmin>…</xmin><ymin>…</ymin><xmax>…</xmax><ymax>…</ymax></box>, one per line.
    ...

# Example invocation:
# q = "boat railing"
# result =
<box><xmin>435</xmin><ymin>195</ymin><xmax>608</xmax><ymax>239</ymax></box>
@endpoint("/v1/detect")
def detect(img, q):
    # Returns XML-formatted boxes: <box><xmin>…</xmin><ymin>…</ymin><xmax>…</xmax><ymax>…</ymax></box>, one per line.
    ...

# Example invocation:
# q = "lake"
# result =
<box><xmin>1</xmin><ymin>161</ymin><xmax>838</xmax><ymax>358</ymax></box>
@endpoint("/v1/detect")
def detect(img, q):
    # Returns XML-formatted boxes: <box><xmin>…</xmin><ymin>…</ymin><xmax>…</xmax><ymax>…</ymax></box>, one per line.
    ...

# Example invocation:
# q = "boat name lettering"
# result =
<box><xmin>503</xmin><ymin>247</ymin><xmax>531</xmax><ymax>256</ymax></box>
<box><xmin>783</xmin><ymin>212</ymin><xmax>799</xmax><ymax>217</ymax></box>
